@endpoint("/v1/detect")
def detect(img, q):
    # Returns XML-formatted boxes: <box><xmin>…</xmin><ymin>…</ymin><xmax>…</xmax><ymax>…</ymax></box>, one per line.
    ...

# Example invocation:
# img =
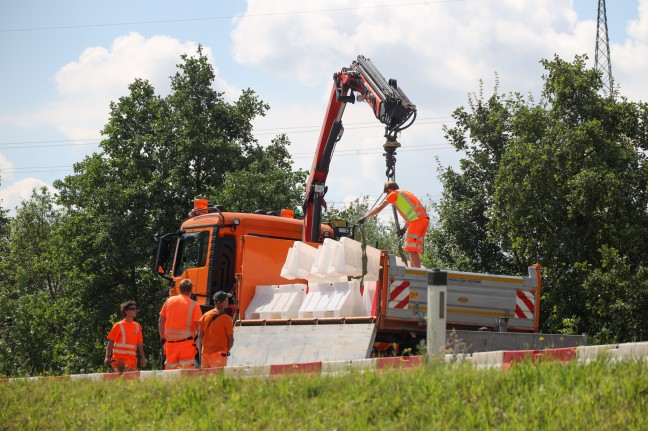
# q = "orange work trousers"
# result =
<box><xmin>164</xmin><ymin>340</ymin><xmax>197</xmax><ymax>370</ymax></box>
<box><xmin>201</xmin><ymin>351</ymin><xmax>228</xmax><ymax>368</ymax></box>
<box><xmin>404</xmin><ymin>217</ymin><xmax>429</xmax><ymax>254</ymax></box>
<box><xmin>111</xmin><ymin>356</ymin><xmax>137</xmax><ymax>372</ymax></box>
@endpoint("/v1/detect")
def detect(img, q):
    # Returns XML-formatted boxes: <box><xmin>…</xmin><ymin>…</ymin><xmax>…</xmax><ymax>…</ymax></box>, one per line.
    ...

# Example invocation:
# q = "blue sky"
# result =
<box><xmin>1</xmin><ymin>0</ymin><xmax>645</xmax><ymax>217</ymax></box>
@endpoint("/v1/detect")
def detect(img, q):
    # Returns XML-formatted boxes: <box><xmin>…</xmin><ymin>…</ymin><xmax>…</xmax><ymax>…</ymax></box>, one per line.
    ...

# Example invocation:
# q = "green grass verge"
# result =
<box><xmin>1</xmin><ymin>359</ymin><xmax>647</xmax><ymax>430</ymax></box>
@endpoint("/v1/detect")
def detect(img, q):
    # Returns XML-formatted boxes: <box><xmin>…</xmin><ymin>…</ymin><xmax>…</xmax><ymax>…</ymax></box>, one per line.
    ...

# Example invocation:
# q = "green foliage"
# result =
<box><xmin>0</xmin><ymin>46</ymin><xmax>306</xmax><ymax>377</ymax></box>
<box><xmin>435</xmin><ymin>54</ymin><xmax>648</xmax><ymax>339</ymax></box>
<box><xmin>325</xmin><ymin>197</ymin><xmax>403</xmax><ymax>255</ymax></box>
<box><xmin>0</xmin><ymin>188</ymin><xmax>93</xmax><ymax>376</ymax></box>
<box><xmin>580</xmin><ymin>246</ymin><xmax>648</xmax><ymax>344</ymax></box>
<box><xmin>430</xmin><ymin>78</ymin><xmax>520</xmax><ymax>274</ymax></box>
<box><xmin>3</xmin><ymin>188</ymin><xmax>62</xmax><ymax>297</ymax></box>
<box><xmin>4</xmin><ymin>49</ymin><xmax>648</xmax><ymax>375</ymax></box>
<box><xmin>0</xmin><ymin>177</ymin><xmax>11</xmax><ymax>285</ymax></box>
<box><xmin>209</xmin><ymin>134</ymin><xmax>306</xmax><ymax>213</ymax></box>
<box><xmin>1</xmin><ymin>361</ymin><xmax>647</xmax><ymax>430</ymax></box>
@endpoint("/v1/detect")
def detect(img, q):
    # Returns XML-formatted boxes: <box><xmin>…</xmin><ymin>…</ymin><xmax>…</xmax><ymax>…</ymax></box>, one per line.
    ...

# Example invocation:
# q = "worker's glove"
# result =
<box><xmin>397</xmin><ymin>227</ymin><xmax>406</xmax><ymax>238</ymax></box>
<box><xmin>358</xmin><ymin>217</ymin><xmax>367</xmax><ymax>225</ymax></box>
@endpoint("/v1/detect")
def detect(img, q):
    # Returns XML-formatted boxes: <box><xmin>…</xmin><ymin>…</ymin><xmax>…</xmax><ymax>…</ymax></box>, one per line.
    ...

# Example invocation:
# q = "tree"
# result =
<box><xmin>579</xmin><ymin>246</ymin><xmax>648</xmax><ymax>343</ymax></box>
<box><xmin>0</xmin><ymin>188</ymin><xmax>80</xmax><ymax>376</ymax></box>
<box><xmin>435</xmin><ymin>55</ymin><xmax>648</xmax><ymax>339</ymax></box>
<box><xmin>47</xmin><ymin>46</ymin><xmax>304</xmax><ymax>374</ymax></box>
<box><xmin>324</xmin><ymin>197</ymin><xmax>410</xmax><ymax>263</ymax></box>
<box><xmin>492</xmin><ymin>55</ymin><xmax>648</xmax><ymax>334</ymax></box>
<box><xmin>429</xmin><ymin>81</ymin><xmax>518</xmax><ymax>274</ymax></box>
<box><xmin>3</xmin><ymin>187</ymin><xmax>62</xmax><ymax>298</ymax></box>
<box><xmin>209</xmin><ymin>134</ymin><xmax>306</xmax><ymax>213</ymax></box>
<box><xmin>0</xmin><ymin>177</ymin><xmax>10</xmax><ymax>286</ymax></box>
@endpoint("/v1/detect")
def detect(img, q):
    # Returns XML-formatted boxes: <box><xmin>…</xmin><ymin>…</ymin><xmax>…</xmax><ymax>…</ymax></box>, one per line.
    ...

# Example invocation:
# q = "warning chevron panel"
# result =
<box><xmin>389</xmin><ymin>280</ymin><xmax>410</xmax><ymax>309</ymax></box>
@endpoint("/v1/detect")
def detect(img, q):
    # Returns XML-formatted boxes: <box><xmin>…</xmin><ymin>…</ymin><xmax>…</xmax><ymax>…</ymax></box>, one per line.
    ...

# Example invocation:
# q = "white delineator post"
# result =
<box><xmin>427</xmin><ymin>269</ymin><xmax>448</xmax><ymax>359</ymax></box>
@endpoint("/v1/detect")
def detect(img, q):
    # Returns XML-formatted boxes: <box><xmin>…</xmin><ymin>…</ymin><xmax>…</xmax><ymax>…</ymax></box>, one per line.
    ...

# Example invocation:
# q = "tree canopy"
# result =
<box><xmin>431</xmin><ymin>55</ymin><xmax>648</xmax><ymax>342</ymax></box>
<box><xmin>2</xmin><ymin>51</ymin><xmax>647</xmax><ymax>376</ymax></box>
<box><xmin>0</xmin><ymin>47</ymin><xmax>306</xmax><ymax>376</ymax></box>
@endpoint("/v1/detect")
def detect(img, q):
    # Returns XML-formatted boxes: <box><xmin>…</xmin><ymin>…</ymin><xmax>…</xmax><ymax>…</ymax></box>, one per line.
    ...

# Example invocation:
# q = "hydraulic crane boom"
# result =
<box><xmin>302</xmin><ymin>55</ymin><xmax>417</xmax><ymax>243</ymax></box>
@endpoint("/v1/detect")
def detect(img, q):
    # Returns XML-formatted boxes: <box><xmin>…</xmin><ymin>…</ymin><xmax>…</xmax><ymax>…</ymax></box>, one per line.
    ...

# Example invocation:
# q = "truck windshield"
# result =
<box><xmin>174</xmin><ymin>230</ymin><xmax>210</xmax><ymax>277</ymax></box>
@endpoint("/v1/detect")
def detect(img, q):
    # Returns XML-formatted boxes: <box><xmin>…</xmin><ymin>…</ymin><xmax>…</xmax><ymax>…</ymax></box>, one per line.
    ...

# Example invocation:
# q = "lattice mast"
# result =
<box><xmin>595</xmin><ymin>0</ymin><xmax>614</xmax><ymax>96</ymax></box>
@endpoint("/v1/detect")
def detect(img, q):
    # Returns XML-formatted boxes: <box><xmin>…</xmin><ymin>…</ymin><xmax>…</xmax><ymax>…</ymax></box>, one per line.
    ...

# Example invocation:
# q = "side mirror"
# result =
<box><xmin>154</xmin><ymin>233</ymin><xmax>176</xmax><ymax>280</ymax></box>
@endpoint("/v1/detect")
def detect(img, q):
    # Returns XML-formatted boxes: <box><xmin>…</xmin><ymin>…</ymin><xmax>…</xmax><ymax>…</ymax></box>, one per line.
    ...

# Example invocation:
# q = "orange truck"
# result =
<box><xmin>155</xmin><ymin>56</ymin><xmax>586</xmax><ymax>366</ymax></box>
<box><xmin>155</xmin><ymin>199</ymin><xmax>585</xmax><ymax>366</ymax></box>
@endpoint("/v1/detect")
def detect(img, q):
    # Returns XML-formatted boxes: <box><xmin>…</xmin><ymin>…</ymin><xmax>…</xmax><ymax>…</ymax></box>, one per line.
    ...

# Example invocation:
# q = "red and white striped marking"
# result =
<box><xmin>3</xmin><ymin>342</ymin><xmax>647</xmax><ymax>383</ymax></box>
<box><xmin>515</xmin><ymin>290</ymin><xmax>534</xmax><ymax>319</ymax></box>
<box><xmin>389</xmin><ymin>280</ymin><xmax>410</xmax><ymax>309</ymax></box>
<box><xmin>472</xmin><ymin>347</ymin><xmax>578</xmax><ymax>369</ymax></box>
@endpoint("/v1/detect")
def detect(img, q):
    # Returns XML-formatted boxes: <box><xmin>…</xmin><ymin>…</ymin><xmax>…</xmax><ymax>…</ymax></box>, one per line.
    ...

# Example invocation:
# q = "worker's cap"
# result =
<box><xmin>213</xmin><ymin>291</ymin><xmax>232</xmax><ymax>303</ymax></box>
<box><xmin>384</xmin><ymin>181</ymin><xmax>399</xmax><ymax>193</ymax></box>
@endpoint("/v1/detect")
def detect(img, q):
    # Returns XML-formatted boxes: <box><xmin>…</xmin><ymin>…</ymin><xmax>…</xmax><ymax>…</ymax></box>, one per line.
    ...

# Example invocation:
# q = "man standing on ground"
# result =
<box><xmin>198</xmin><ymin>291</ymin><xmax>234</xmax><ymax>368</ymax></box>
<box><xmin>104</xmin><ymin>301</ymin><xmax>147</xmax><ymax>372</ymax></box>
<box><xmin>158</xmin><ymin>279</ymin><xmax>203</xmax><ymax>369</ymax></box>
<box><xmin>358</xmin><ymin>181</ymin><xmax>429</xmax><ymax>268</ymax></box>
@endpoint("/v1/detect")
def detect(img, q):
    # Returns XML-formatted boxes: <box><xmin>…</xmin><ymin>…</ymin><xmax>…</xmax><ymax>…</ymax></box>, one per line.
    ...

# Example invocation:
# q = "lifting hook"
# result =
<box><xmin>383</xmin><ymin>139</ymin><xmax>401</xmax><ymax>181</ymax></box>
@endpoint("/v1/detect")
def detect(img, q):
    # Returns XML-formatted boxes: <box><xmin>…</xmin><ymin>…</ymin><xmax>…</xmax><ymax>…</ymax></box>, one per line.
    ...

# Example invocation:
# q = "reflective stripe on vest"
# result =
<box><xmin>406</xmin><ymin>233</ymin><xmax>425</xmax><ymax>242</ymax></box>
<box><xmin>113</xmin><ymin>321</ymin><xmax>138</xmax><ymax>356</ymax></box>
<box><xmin>393</xmin><ymin>191</ymin><xmax>427</xmax><ymax>222</ymax></box>
<box><xmin>165</xmin><ymin>359</ymin><xmax>197</xmax><ymax>369</ymax></box>
<box><xmin>165</xmin><ymin>299</ymin><xmax>197</xmax><ymax>340</ymax></box>
<box><xmin>178</xmin><ymin>359</ymin><xmax>197</xmax><ymax>367</ymax></box>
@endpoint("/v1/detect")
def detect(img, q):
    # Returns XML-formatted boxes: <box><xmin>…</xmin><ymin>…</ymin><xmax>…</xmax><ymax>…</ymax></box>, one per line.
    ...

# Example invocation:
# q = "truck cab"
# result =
<box><xmin>155</xmin><ymin>200</ymin><xmax>336</xmax><ymax>315</ymax></box>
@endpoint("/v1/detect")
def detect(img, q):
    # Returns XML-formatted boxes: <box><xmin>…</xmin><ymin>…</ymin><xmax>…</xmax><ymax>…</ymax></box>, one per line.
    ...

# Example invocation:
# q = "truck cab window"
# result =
<box><xmin>174</xmin><ymin>230</ymin><xmax>210</xmax><ymax>276</ymax></box>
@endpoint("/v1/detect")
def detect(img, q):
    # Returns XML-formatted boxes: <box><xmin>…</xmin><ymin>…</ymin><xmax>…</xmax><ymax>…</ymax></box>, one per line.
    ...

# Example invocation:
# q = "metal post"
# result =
<box><xmin>426</xmin><ymin>269</ymin><xmax>447</xmax><ymax>359</ymax></box>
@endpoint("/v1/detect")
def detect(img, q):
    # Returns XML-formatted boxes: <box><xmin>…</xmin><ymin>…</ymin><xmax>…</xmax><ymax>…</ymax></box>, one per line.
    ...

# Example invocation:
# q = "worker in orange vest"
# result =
<box><xmin>104</xmin><ymin>300</ymin><xmax>147</xmax><ymax>372</ymax></box>
<box><xmin>158</xmin><ymin>279</ymin><xmax>203</xmax><ymax>370</ymax></box>
<box><xmin>198</xmin><ymin>291</ymin><xmax>235</xmax><ymax>368</ymax></box>
<box><xmin>359</xmin><ymin>181</ymin><xmax>429</xmax><ymax>268</ymax></box>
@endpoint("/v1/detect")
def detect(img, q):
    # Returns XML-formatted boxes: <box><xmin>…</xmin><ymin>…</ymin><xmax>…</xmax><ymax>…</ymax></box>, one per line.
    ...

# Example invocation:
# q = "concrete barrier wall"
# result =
<box><xmin>4</xmin><ymin>341</ymin><xmax>646</xmax><ymax>383</ymax></box>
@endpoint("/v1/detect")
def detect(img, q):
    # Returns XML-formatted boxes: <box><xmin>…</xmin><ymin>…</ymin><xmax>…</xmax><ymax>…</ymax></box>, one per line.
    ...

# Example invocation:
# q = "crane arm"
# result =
<box><xmin>302</xmin><ymin>55</ymin><xmax>416</xmax><ymax>243</ymax></box>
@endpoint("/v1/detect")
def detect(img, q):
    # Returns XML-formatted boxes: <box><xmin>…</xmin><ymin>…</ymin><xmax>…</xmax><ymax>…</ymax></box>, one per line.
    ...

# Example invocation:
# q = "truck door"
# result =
<box><xmin>206</xmin><ymin>233</ymin><xmax>236</xmax><ymax>307</ymax></box>
<box><xmin>173</xmin><ymin>229</ymin><xmax>212</xmax><ymax>301</ymax></box>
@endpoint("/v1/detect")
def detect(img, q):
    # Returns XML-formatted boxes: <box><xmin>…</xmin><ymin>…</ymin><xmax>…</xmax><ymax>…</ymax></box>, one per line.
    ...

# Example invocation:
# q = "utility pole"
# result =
<box><xmin>595</xmin><ymin>0</ymin><xmax>614</xmax><ymax>97</ymax></box>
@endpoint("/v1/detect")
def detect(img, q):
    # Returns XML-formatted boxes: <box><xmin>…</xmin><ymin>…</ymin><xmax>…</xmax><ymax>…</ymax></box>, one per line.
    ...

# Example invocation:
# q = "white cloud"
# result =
<box><xmin>0</xmin><ymin>32</ymin><xmax>243</xmax><ymax>213</ymax></box>
<box><xmin>0</xmin><ymin>153</ymin><xmax>13</xmax><ymax>183</ymax></box>
<box><xmin>234</xmin><ymin>0</ymin><xmax>648</xmax><ymax>211</ymax></box>
<box><xmin>0</xmin><ymin>177</ymin><xmax>52</xmax><ymax>215</ymax></box>
<box><xmin>232</xmin><ymin>0</ymin><xmax>592</xmax><ymax>94</ymax></box>
<box><xmin>15</xmin><ymin>33</ymin><xmax>239</xmax><ymax>141</ymax></box>
<box><xmin>613</xmin><ymin>0</ymin><xmax>648</xmax><ymax>101</ymax></box>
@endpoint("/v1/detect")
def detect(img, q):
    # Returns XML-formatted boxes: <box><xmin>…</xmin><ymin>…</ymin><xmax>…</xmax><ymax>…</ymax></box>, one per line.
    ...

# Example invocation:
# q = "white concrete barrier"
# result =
<box><xmin>246</xmin><ymin>284</ymin><xmax>306</xmax><ymax>320</ymax></box>
<box><xmin>280</xmin><ymin>242</ymin><xmax>318</xmax><ymax>280</ymax></box>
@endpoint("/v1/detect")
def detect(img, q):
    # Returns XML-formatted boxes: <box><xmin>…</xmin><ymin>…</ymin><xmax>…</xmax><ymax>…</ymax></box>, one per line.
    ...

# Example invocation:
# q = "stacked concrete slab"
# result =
<box><xmin>248</xmin><ymin>238</ymin><xmax>382</xmax><ymax>319</ymax></box>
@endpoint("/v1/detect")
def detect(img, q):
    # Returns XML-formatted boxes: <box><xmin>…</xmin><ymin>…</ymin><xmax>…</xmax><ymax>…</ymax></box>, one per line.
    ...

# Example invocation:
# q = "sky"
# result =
<box><xmin>1</xmin><ymin>0</ymin><xmax>646</xmax><ymax>219</ymax></box>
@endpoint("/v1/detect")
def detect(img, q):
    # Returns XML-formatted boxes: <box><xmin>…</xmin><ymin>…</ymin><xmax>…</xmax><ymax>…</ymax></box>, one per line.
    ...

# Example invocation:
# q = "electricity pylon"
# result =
<box><xmin>595</xmin><ymin>0</ymin><xmax>614</xmax><ymax>97</ymax></box>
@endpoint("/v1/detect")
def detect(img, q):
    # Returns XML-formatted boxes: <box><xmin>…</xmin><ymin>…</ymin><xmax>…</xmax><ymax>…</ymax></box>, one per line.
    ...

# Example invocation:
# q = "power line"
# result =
<box><xmin>0</xmin><ymin>140</ymin><xmax>100</xmax><ymax>150</ymax></box>
<box><xmin>254</xmin><ymin>116</ymin><xmax>453</xmax><ymax>133</ymax></box>
<box><xmin>1</xmin><ymin>143</ymin><xmax>454</xmax><ymax>174</ymax></box>
<box><xmin>2</xmin><ymin>167</ymin><xmax>74</xmax><ymax>174</ymax></box>
<box><xmin>0</xmin><ymin>116</ymin><xmax>454</xmax><ymax>149</ymax></box>
<box><xmin>0</xmin><ymin>1</ymin><xmax>469</xmax><ymax>33</ymax></box>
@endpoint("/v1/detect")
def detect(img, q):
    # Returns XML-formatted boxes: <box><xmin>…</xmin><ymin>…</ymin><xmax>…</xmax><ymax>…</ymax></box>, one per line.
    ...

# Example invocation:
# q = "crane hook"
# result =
<box><xmin>383</xmin><ymin>139</ymin><xmax>401</xmax><ymax>181</ymax></box>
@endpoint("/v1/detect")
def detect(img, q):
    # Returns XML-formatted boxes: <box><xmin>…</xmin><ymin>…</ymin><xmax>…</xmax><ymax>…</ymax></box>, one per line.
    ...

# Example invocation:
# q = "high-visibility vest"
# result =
<box><xmin>162</xmin><ymin>295</ymin><xmax>199</xmax><ymax>340</ymax></box>
<box><xmin>388</xmin><ymin>190</ymin><xmax>427</xmax><ymax>221</ymax></box>
<box><xmin>112</xmin><ymin>321</ymin><xmax>141</xmax><ymax>357</ymax></box>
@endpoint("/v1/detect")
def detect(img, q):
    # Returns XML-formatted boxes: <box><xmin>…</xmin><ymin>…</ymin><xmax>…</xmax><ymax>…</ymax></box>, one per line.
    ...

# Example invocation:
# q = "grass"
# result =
<box><xmin>1</xmin><ymin>359</ymin><xmax>647</xmax><ymax>430</ymax></box>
